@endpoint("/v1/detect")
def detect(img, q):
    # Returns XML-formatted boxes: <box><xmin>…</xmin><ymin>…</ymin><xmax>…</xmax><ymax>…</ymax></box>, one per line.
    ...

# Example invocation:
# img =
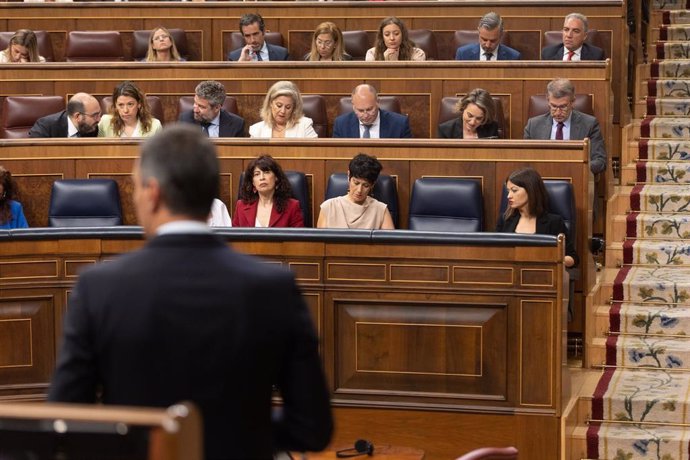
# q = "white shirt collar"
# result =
<box><xmin>67</xmin><ymin>115</ymin><xmax>79</xmax><ymax>137</ymax></box>
<box><xmin>156</xmin><ymin>220</ymin><xmax>211</xmax><ymax>235</ymax></box>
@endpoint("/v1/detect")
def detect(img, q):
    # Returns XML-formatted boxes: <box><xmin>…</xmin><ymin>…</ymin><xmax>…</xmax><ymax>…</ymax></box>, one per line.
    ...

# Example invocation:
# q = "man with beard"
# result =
<box><xmin>332</xmin><ymin>84</ymin><xmax>412</xmax><ymax>138</ymax></box>
<box><xmin>29</xmin><ymin>92</ymin><xmax>101</xmax><ymax>138</ymax></box>
<box><xmin>455</xmin><ymin>12</ymin><xmax>521</xmax><ymax>61</ymax></box>
<box><xmin>178</xmin><ymin>80</ymin><xmax>246</xmax><ymax>137</ymax></box>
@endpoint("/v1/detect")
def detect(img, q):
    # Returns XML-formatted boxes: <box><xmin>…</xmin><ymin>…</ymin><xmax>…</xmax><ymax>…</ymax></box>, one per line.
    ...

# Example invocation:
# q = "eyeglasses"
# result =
<box><xmin>316</xmin><ymin>39</ymin><xmax>334</xmax><ymax>47</ymax></box>
<box><xmin>548</xmin><ymin>103</ymin><xmax>571</xmax><ymax>112</ymax></box>
<box><xmin>152</xmin><ymin>34</ymin><xmax>170</xmax><ymax>42</ymax></box>
<box><xmin>80</xmin><ymin>111</ymin><xmax>102</xmax><ymax>119</ymax></box>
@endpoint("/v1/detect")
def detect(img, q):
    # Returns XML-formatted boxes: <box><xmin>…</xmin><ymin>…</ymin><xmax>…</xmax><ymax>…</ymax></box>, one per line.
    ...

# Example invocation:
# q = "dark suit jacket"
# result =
<box><xmin>523</xmin><ymin>110</ymin><xmax>606</xmax><ymax>174</ymax></box>
<box><xmin>48</xmin><ymin>233</ymin><xmax>332</xmax><ymax>459</ymax></box>
<box><xmin>232</xmin><ymin>198</ymin><xmax>304</xmax><ymax>227</ymax></box>
<box><xmin>227</xmin><ymin>43</ymin><xmax>290</xmax><ymax>61</ymax></box>
<box><xmin>332</xmin><ymin>110</ymin><xmax>412</xmax><ymax>138</ymax></box>
<box><xmin>454</xmin><ymin>43</ymin><xmax>521</xmax><ymax>60</ymax></box>
<box><xmin>178</xmin><ymin>109</ymin><xmax>247</xmax><ymax>137</ymax></box>
<box><xmin>437</xmin><ymin>118</ymin><xmax>499</xmax><ymax>139</ymax></box>
<box><xmin>28</xmin><ymin>111</ymin><xmax>98</xmax><ymax>138</ymax></box>
<box><xmin>541</xmin><ymin>42</ymin><xmax>605</xmax><ymax>60</ymax></box>
<box><xmin>496</xmin><ymin>212</ymin><xmax>579</xmax><ymax>266</ymax></box>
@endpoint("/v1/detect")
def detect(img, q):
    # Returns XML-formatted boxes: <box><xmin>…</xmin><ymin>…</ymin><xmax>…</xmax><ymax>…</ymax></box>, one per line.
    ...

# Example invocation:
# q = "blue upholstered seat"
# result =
<box><xmin>48</xmin><ymin>179</ymin><xmax>122</xmax><ymax>227</ymax></box>
<box><xmin>408</xmin><ymin>177</ymin><xmax>483</xmax><ymax>232</ymax></box>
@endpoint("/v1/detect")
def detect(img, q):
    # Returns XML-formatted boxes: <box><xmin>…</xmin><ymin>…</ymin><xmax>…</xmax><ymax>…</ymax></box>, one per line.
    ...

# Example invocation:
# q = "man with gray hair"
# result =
<box><xmin>178</xmin><ymin>80</ymin><xmax>246</xmax><ymax>137</ymax></box>
<box><xmin>523</xmin><ymin>78</ymin><xmax>606</xmax><ymax>174</ymax></box>
<box><xmin>29</xmin><ymin>92</ymin><xmax>102</xmax><ymax>138</ymax></box>
<box><xmin>541</xmin><ymin>13</ymin><xmax>605</xmax><ymax>60</ymax></box>
<box><xmin>455</xmin><ymin>12</ymin><xmax>521</xmax><ymax>61</ymax></box>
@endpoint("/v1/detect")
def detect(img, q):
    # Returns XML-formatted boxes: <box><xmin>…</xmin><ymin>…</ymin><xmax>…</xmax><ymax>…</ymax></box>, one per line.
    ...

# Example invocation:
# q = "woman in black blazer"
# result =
<box><xmin>437</xmin><ymin>88</ymin><xmax>499</xmax><ymax>139</ymax></box>
<box><xmin>496</xmin><ymin>167</ymin><xmax>578</xmax><ymax>268</ymax></box>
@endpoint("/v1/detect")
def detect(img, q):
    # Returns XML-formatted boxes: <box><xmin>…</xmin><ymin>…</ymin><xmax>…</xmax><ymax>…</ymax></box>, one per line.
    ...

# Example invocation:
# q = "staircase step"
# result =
<box><xmin>613</xmin><ymin>265</ymin><xmax>690</xmax><ymax>303</ymax></box>
<box><xmin>626</xmin><ymin>211</ymin><xmax>690</xmax><ymax>238</ymax></box>
<box><xmin>607</xmin><ymin>334</ymin><xmax>689</xmax><ymax>368</ymax></box>
<box><xmin>641</xmin><ymin>116</ymin><xmax>690</xmax><ymax>139</ymax></box>
<box><xmin>638</xmin><ymin>139</ymin><xmax>690</xmax><ymax>161</ymax></box>
<box><xmin>637</xmin><ymin>161</ymin><xmax>690</xmax><ymax>183</ymax></box>
<box><xmin>611</xmin><ymin>301</ymin><xmax>690</xmax><ymax>336</ymax></box>
<box><xmin>623</xmin><ymin>239</ymin><xmax>690</xmax><ymax>264</ymax></box>
<box><xmin>630</xmin><ymin>184</ymin><xmax>690</xmax><ymax>213</ymax></box>
<box><xmin>661</xmin><ymin>9</ymin><xmax>690</xmax><ymax>24</ymax></box>
<box><xmin>588</xmin><ymin>420</ymin><xmax>690</xmax><ymax>459</ymax></box>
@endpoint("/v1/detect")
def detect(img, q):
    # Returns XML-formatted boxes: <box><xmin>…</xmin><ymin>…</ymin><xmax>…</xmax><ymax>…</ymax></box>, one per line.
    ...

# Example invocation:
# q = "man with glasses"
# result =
<box><xmin>524</xmin><ymin>78</ymin><xmax>606</xmax><ymax>174</ymax></box>
<box><xmin>332</xmin><ymin>84</ymin><xmax>412</xmax><ymax>138</ymax></box>
<box><xmin>29</xmin><ymin>92</ymin><xmax>102</xmax><ymax>138</ymax></box>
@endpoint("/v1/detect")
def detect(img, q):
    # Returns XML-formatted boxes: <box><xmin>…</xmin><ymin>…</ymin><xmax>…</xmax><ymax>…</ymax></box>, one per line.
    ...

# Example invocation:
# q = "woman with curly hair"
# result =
<box><xmin>0</xmin><ymin>166</ymin><xmax>29</xmax><ymax>229</ymax></box>
<box><xmin>365</xmin><ymin>17</ymin><xmax>425</xmax><ymax>62</ymax></box>
<box><xmin>98</xmin><ymin>81</ymin><xmax>162</xmax><ymax>138</ymax></box>
<box><xmin>232</xmin><ymin>155</ymin><xmax>304</xmax><ymax>227</ymax></box>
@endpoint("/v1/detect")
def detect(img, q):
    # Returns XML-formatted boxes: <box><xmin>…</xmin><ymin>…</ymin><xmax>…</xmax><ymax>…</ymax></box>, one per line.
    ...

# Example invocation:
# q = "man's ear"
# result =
<box><xmin>143</xmin><ymin>176</ymin><xmax>163</xmax><ymax>213</ymax></box>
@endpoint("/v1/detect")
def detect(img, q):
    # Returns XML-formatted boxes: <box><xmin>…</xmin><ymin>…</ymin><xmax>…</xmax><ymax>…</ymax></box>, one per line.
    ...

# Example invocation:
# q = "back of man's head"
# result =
<box><xmin>139</xmin><ymin>124</ymin><xmax>219</xmax><ymax>220</ymax></box>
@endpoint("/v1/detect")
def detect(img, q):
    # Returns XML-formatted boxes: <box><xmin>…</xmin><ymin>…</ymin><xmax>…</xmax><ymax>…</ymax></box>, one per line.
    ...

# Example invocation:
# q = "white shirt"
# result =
<box><xmin>359</xmin><ymin>112</ymin><xmax>381</xmax><ymax>138</ymax></box>
<box><xmin>157</xmin><ymin>220</ymin><xmax>211</xmax><ymax>235</ymax></box>
<box><xmin>562</xmin><ymin>47</ymin><xmax>582</xmax><ymax>61</ymax></box>
<box><xmin>550</xmin><ymin>113</ymin><xmax>573</xmax><ymax>140</ymax></box>
<box><xmin>207</xmin><ymin>199</ymin><xmax>232</xmax><ymax>227</ymax></box>
<box><xmin>480</xmin><ymin>47</ymin><xmax>498</xmax><ymax>61</ymax></box>
<box><xmin>67</xmin><ymin>115</ymin><xmax>79</xmax><ymax>138</ymax></box>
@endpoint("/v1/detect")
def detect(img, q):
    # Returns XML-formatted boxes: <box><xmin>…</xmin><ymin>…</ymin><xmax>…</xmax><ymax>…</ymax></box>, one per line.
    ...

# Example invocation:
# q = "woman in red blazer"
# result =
<box><xmin>232</xmin><ymin>155</ymin><xmax>305</xmax><ymax>227</ymax></box>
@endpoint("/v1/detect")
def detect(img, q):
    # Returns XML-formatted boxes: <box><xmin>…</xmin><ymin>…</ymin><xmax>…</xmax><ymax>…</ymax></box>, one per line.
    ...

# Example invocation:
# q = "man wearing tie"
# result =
<box><xmin>332</xmin><ymin>84</ymin><xmax>412</xmax><ymax>139</ymax></box>
<box><xmin>523</xmin><ymin>78</ymin><xmax>606</xmax><ymax>174</ymax></box>
<box><xmin>541</xmin><ymin>13</ymin><xmax>605</xmax><ymax>61</ymax></box>
<box><xmin>455</xmin><ymin>12</ymin><xmax>521</xmax><ymax>61</ymax></box>
<box><xmin>227</xmin><ymin>13</ymin><xmax>290</xmax><ymax>62</ymax></box>
<box><xmin>178</xmin><ymin>80</ymin><xmax>246</xmax><ymax>137</ymax></box>
<box><xmin>29</xmin><ymin>92</ymin><xmax>101</xmax><ymax>138</ymax></box>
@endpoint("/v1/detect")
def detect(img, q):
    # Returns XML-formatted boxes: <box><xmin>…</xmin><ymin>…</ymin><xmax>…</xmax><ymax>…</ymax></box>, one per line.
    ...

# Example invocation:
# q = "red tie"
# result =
<box><xmin>567</xmin><ymin>50</ymin><xmax>575</xmax><ymax>61</ymax></box>
<box><xmin>556</xmin><ymin>122</ymin><xmax>564</xmax><ymax>140</ymax></box>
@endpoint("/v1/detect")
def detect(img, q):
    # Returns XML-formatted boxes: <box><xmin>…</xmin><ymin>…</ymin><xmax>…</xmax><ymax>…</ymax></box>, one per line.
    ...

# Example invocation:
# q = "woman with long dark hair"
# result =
<box><xmin>0</xmin><ymin>166</ymin><xmax>29</xmax><ymax>229</ymax></box>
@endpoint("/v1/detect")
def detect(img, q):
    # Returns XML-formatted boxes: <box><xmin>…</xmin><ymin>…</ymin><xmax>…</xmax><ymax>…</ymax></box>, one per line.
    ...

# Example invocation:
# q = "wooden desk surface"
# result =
<box><xmin>300</xmin><ymin>445</ymin><xmax>425</xmax><ymax>459</ymax></box>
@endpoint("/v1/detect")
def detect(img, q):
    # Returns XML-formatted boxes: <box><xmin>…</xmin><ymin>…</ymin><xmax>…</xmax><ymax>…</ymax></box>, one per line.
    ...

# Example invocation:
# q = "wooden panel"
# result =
<box><xmin>520</xmin><ymin>300</ymin><xmax>555</xmax><ymax>406</ymax></box>
<box><xmin>0</xmin><ymin>260</ymin><xmax>58</xmax><ymax>280</ymax></box>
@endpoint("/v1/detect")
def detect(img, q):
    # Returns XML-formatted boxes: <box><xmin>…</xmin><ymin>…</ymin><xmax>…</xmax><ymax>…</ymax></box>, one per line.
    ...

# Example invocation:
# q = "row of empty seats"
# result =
<box><xmin>44</xmin><ymin>176</ymin><xmax>576</xmax><ymax>243</ymax></box>
<box><xmin>0</xmin><ymin>93</ymin><xmax>595</xmax><ymax>139</ymax></box>
<box><xmin>0</xmin><ymin>28</ymin><xmax>608</xmax><ymax>62</ymax></box>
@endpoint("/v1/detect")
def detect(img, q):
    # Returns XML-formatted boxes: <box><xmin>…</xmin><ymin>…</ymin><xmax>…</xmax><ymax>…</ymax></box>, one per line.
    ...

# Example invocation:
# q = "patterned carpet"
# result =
<box><xmin>586</xmin><ymin>1</ymin><xmax>690</xmax><ymax>458</ymax></box>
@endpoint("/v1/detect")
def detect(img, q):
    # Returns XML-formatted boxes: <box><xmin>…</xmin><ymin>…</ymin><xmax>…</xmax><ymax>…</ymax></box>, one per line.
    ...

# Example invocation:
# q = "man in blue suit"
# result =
<box><xmin>227</xmin><ymin>13</ymin><xmax>290</xmax><ymax>61</ymax></box>
<box><xmin>455</xmin><ymin>12</ymin><xmax>521</xmax><ymax>61</ymax></box>
<box><xmin>541</xmin><ymin>13</ymin><xmax>605</xmax><ymax>61</ymax></box>
<box><xmin>332</xmin><ymin>84</ymin><xmax>412</xmax><ymax>139</ymax></box>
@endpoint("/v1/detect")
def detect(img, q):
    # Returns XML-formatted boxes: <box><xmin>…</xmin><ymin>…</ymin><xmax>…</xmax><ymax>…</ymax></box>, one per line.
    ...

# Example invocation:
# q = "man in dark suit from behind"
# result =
<box><xmin>28</xmin><ymin>92</ymin><xmax>101</xmax><ymax>138</ymax></box>
<box><xmin>178</xmin><ymin>80</ymin><xmax>246</xmax><ymax>137</ymax></box>
<box><xmin>455</xmin><ymin>12</ymin><xmax>521</xmax><ymax>61</ymax></box>
<box><xmin>541</xmin><ymin>13</ymin><xmax>605</xmax><ymax>61</ymax></box>
<box><xmin>48</xmin><ymin>124</ymin><xmax>333</xmax><ymax>459</ymax></box>
<box><xmin>523</xmin><ymin>78</ymin><xmax>606</xmax><ymax>174</ymax></box>
<box><xmin>332</xmin><ymin>84</ymin><xmax>412</xmax><ymax>139</ymax></box>
<box><xmin>228</xmin><ymin>13</ymin><xmax>290</xmax><ymax>61</ymax></box>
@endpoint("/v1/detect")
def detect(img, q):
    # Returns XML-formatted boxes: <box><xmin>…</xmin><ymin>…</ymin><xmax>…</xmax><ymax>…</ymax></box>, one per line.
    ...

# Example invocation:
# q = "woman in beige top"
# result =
<box><xmin>317</xmin><ymin>153</ymin><xmax>395</xmax><ymax>230</ymax></box>
<box><xmin>365</xmin><ymin>17</ymin><xmax>425</xmax><ymax>62</ymax></box>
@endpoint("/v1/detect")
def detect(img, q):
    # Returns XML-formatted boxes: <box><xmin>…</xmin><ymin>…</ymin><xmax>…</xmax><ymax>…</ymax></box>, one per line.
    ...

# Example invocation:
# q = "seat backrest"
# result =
<box><xmin>286</xmin><ymin>171</ymin><xmax>311</xmax><ymax>227</ymax></box>
<box><xmin>527</xmin><ymin>94</ymin><xmax>594</xmax><ymax>118</ymax></box>
<box><xmin>408</xmin><ymin>29</ymin><xmax>437</xmax><ymax>60</ymax></box>
<box><xmin>228</xmin><ymin>31</ymin><xmax>284</xmax><ymax>54</ymax></box>
<box><xmin>438</xmin><ymin>96</ymin><xmax>506</xmax><ymax>138</ymax></box>
<box><xmin>100</xmin><ymin>95</ymin><xmax>165</xmax><ymax>124</ymax></box>
<box><xmin>342</xmin><ymin>30</ymin><xmax>369</xmax><ymax>60</ymax></box>
<box><xmin>302</xmin><ymin>94</ymin><xmax>327</xmax><ymax>137</ymax></box>
<box><xmin>456</xmin><ymin>446</ymin><xmax>519</xmax><ymax>460</ymax></box>
<box><xmin>49</xmin><ymin>179</ymin><xmax>123</xmax><ymax>227</ymax></box>
<box><xmin>325</xmin><ymin>173</ymin><xmax>399</xmax><ymax>228</ymax></box>
<box><xmin>338</xmin><ymin>96</ymin><xmax>402</xmax><ymax>116</ymax></box>
<box><xmin>496</xmin><ymin>180</ymin><xmax>576</xmax><ymax>248</ymax></box>
<box><xmin>131</xmin><ymin>28</ymin><xmax>189</xmax><ymax>61</ymax></box>
<box><xmin>0</xmin><ymin>30</ymin><xmax>54</xmax><ymax>62</ymax></box>
<box><xmin>0</xmin><ymin>95</ymin><xmax>65</xmax><ymax>139</ymax></box>
<box><xmin>65</xmin><ymin>31</ymin><xmax>124</xmax><ymax>62</ymax></box>
<box><xmin>408</xmin><ymin>177</ymin><xmax>483</xmax><ymax>232</ymax></box>
<box><xmin>177</xmin><ymin>96</ymin><xmax>239</xmax><ymax>120</ymax></box>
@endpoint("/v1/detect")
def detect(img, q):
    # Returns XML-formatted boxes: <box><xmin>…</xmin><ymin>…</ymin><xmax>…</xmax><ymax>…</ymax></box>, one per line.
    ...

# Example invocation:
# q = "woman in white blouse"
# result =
<box><xmin>249</xmin><ymin>81</ymin><xmax>317</xmax><ymax>139</ymax></box>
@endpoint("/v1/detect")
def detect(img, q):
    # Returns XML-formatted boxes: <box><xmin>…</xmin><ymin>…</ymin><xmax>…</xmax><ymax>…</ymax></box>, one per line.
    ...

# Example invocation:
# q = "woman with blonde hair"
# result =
<box><xmin>365</xmin><ymin>17</ymin><xmax>425</xmax><ymax>62</ymax></box>
<box><xmin>438</xmin><ymin>88</ymin><xmax>499</xmax><ymax>139</ymax></box>
<box><xmin>249</xmin><ymin>81</ymin><xmax>317</xmax><ymax>138</ymax></box>
<box><xmin>98</xmin><ymin>81</ymin><xmax>162</xmax><ymax>138</ymax></box>
<box><xmin>0</xmin><ymin>29</ymin><xmax>45</xmax><ymax>63</ymax></box>
<box><xmin>144</xmin><ymin>27</ymin><xmax>184</xmax><ymax>62</ymax></box>
<box><xmin>305</xmin><ymin>22</ymin><xmax>351</xmax><ymax>61</ymax></box>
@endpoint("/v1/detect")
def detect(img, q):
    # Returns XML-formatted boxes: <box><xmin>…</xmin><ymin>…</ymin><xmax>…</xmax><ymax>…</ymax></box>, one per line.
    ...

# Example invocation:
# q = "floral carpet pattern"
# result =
<box><xmin>587</xmin><ymin>7</ymin><xmax>690</xmax><ymax>458</ymax></box>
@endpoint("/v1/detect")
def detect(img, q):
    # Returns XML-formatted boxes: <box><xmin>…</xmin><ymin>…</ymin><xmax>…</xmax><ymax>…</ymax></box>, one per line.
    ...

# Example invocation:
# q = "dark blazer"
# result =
<box><xmin>48</xmin><ymin>233</ymin><xmax>332</xmax><ymax>459</ymax></box>
<box><xmin>227</xmin><ymin>43</ymin><xmax>290</xmax><ymax>61</ymax></box>
<box><xmin>496</xmin><ymin>212</ymin><xmax>579</xmax><ymax>267</ymax></box>
<box><xmin>232</xmin><ymin>198</ymin><xmax>304</xmax><ymax>228</ymax></box>
<box><xmin>454</xmin><ymin>43</ymin><xmax>521</xmax><ymax>60</ymax></box>
<box><xmin>541</xmin><ymin>42</ymin><xmax>605</xmax><ymax>60</ymax></box>
<box><xmin>28</xmin><ymin>111</ymin><xmax>98</xmax><ymax>138</ymax></box>
<box><xmin>178</xmin><ymin>109</ymin><xmax>247</xmax><ymax>137</ymax></box>
<box><xmin>437</xmin><ymin>118</ymin><xmax>499</xmax><ymax>139</ymax></box>
<box><xmin>332</xmin><ymin>110</ymin><xmax>412</xmax><ymax>138</ymax></box>
<box><xmin>523</xmin><ymin>110</ymin><xmax>606</xmax><ymax>174</ymax></box>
